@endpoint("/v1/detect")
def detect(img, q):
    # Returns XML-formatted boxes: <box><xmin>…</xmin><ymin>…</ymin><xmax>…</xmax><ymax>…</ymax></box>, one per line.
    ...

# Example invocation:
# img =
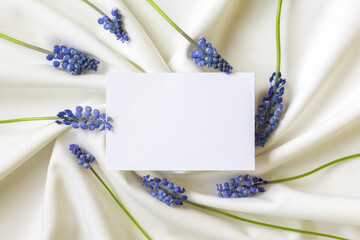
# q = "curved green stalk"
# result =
<box><xmin>260</xmin><ymin>0</ymin><xmax>283</xmax><ymax>127</ymax></box>
<box><xmin>80</xmin><ymin>0</ymin><xmax>106</xmax><ymax>16</ymax></box>
<box><xmin>275</xmin><ymin>0</ymin><xmax>282</xmax><ymax>74</ymax></box>
<box><xmin>0</xmin><ymin>33</ymin><xmax>53</xmax><ymax>55</ymax></box>
<box><xmin>0</xmin><ymin>116</ymin><xmax>59</xmax><ymax>124</ymax></box>
<box><xmin>90</xmin><ymin>167</ymin><xmax>152</xmax><ymax>240</ymax></box>
<box><xmin>145</xmin><ymin>0</ymin><xmax>197</xmax><ymax>45</ymax></box>
<box><xmin>124</xmin><ymin>57</ymin><xmax>146</xmax><ymax>73</ymax></box>
<box><xmin>268</xmin><ymin>153</ymin><xmax>360</xmax><ymax>184</ymax></box>
<box><xmin>185</xmin><ymin>200</ymin><xmax>347</xmax><ymax>240</ymax></box>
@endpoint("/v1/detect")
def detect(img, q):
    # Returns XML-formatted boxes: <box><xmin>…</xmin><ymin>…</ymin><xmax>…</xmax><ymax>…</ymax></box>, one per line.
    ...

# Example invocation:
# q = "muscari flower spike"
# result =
<box><xmin>140</xmin><ymin>175</ymin><xmax>188</xmax><ymax>206</ymax></box>
<box><xmin>217</xmin><ymin>174</ymin><xmax>268</xmax><ymax>198</ymax></box>
<box><xmin>190</xmin><ymin>37</ymin><xmax>233</xmax><ymax>74</ymax></box>
<box><xmin>97</xmin><ymin>8</ymin><xmax>130</xmax><ymax>42</ymax></box>
<box><xmin>46</xmin><ymin>45</ymin><xmax>99</xmax><ymax>75</ymax></box>
<box><xmin>255</xmin><ymin>72</ymin><xmax>286</xmax><ymax>147</ymax></box>
<box><xmin>56</xmin><ymin>106</ymin><xmax>112</xmax><ymax>131</ymax></box>
<box><xmin>69</xmin><ymin>144</ymin><xmax>95</xmax><ymax>169</ymax></box>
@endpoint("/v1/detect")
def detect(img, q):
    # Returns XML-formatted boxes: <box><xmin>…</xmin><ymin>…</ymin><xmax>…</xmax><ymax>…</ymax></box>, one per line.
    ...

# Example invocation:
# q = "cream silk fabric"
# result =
<box><xmin>1</xmin><ymin>0</ymin><xmax>360</xmax><ymax>239</ymax></box>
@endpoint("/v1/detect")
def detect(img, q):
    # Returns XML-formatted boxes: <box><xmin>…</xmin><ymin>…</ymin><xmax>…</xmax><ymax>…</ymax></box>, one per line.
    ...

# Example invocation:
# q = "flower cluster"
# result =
<box><xmin>217</xmin><ymin>174</ymin><xmax>268</xmax><ymax>198</ymax></box>
<box><xmin>56</xmin><ymin>106</ymin><xmax>112</xmax><ymax>131</ymax></box>
<box><xmin>97</xmin><ymin>8</ymin><xmax>130</xmax><ymax>42</ymax></box>
<box><xmin>190</xmin><ymin>37</ymin><xmax>233</xmax><ymax>74</ymax></box>
<box><xmin>140</xmin><ymin>175</ymin><xmax>188</xmax><ymax>206</ymax></box>
<box><xmin>255</xmin><ymin>72</ymin><xmax>286</xmax><ymax>147</ymax></box>
<box><xmin>69</xmin><ymin>144</ymin><xmax>95</xmax><ymax>169</ymax></box>
<box><xmin>46</xmin><ymin>45</ymin><xmax>99</xmax><ymax>75</ymax></box>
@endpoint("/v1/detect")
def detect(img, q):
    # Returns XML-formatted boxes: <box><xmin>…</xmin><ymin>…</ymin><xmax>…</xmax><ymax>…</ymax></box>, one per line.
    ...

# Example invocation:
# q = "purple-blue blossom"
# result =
<box><xmin>69</xmin><ymin>144</ymin><xmax>95</xmax><ymax>169</ymax></box>
<box><xmin>217</xmin><ymin>174</ymin><xmax>268</xmax><ymax>198</ymax></box>
<box><xmin>46</xmin><ymin>45</ymin><xmax>99</xmax><ymax>75</ymax></box>
<box><xmin>140</xmin><ymin>175</ymin><xmax>188</xmax><ymax>206</ymax></box>
<box><xmin>255</xmin><ymin>72</ymin><xmax>286</xmax><ymax>147</ymax></box>
<box><xmin>190</xmin><ymin>37</ymin><xmax>233</xmax><ymax>74</ymax></box>
<box><xmin>97</xmin><ymin>8</ymin><xmax>130</xmax><ymax>42</ymax></box>
<box><xmin>56</xmin><ymin>106</ymin><xmax>112</xmax><ymax>131</ymax></box>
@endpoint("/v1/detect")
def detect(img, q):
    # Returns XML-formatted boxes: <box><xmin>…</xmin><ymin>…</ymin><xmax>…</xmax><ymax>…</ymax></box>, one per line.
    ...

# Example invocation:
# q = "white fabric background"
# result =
<box><xmin>0</xmin><ymin>0</ymin><xmax>360</xmax><ymax>239</ymax></box>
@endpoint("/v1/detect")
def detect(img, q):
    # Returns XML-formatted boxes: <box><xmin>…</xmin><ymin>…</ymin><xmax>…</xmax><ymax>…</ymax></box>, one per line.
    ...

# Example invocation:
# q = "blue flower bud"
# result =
<box><xmin>255</xmin><ymin>72</ymin><xmax>286</xmax><ymax>147</ymax></box>
<box><xmin>97</xmin><ymin>8</ymin><xmax>130</xmax><ymax>42</ymax></box>
<box><xmin>53</xmin><ymin>45</ymin><xmax>60</xmax><ymax>53</ymax></box>
<box><xmin>111</xmin><ymin>8</ymin><xmax>118</xmax><ymax>16</ymax></box>
<box><xmin>140</xmin><ymin>175</ymin><xmax>187</xmax><ymax>206</ymax></box>
<box><xmin>190</xmin><ymin>37</ymin><xmax>232</xmax><ymax>74</ymax></box>
<box><xmin>47</xmin><ymin>45</ymin><xmax>99</xmax><ymax>75</ymax></box>
<box><xmin>217</xmin><ymin>174</ymin><xmax>268</xmax><ymax>198</ymax></box>
<box><xmin>46</xmin><ymin>54</ymin><xmax>54</xmax><ymax>61</ymax></box>
<box><xmin>53</xmin><ymin>61</ymin><xmax>60</xmax><ymax>67</ymax></box>
<box><xmin>69</xmin><ymin>144</ymin><xmax>95</xmax><ymax>169</ymax></box>
<box><xmin>56</xmin><ymin>106</ymin><xmax>112</xmax><ymax>131</ymax></box>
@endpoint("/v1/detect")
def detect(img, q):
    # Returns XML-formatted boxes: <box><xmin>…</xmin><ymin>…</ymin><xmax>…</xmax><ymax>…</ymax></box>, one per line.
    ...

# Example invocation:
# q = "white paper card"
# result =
<box><xmin>106</xmin><ymin>73</ymin><xmax>254</xmax><ymax>170</ymax></box>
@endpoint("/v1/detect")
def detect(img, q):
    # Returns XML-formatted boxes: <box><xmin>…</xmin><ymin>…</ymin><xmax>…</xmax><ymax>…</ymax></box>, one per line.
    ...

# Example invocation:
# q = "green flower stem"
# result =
<box><xmin>89</xmin><ymin>166</ymin><xmax>152</xmax><ymax>240</ymax></box>
<box><xmin>184</xmin><ymin>200</ymin><xmax>347</xmax><ymax>240</ymax></box>
<box><xmin>260</xmin><ymin>0</ymin><xmax>283</xmax><ymax>128</ymax></box>
<box><xmin>0</xmin><ymin>33</ymin><xmax>53</xmax><ymax>55</ymax></box>
<box><xmin>80</xmin><ymin>0</ymin><xmax>106</xmax><ymax>16</ymax></box>
<box><xmin>268</xmin><ymin>153</ymin><xmax>360</xmax><ymax>184</ymax></box>
<box><xmin>124</xmin><ymin>57</ymin><xmax>146</xmax><ymax>73</ymax></box>
<box><xmin>145</xmin><ymin>0</ymin><xmax>197</xmax><ymax>46</ymax></box>
<box><xmin>0</xmin><ymin>116</ymin><xmax>59</xmax><ymax>124</ymax></box>
<box><xmin>275</xmin><ymin>0</ymin><xmax>282</xmax><ymax>75</ymax></box>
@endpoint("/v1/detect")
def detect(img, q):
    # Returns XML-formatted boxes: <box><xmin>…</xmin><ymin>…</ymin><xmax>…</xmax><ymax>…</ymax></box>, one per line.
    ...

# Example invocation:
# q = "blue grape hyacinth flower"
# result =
<box><xmin>46</xmin><ymin>45</ymin><xmax>99</xmax><ymax>75</ymax></box>
<box><xmin>69</xmin><ymin>144</ymin><xmax>95</xmax><ymax>169</ymax></box>
<box><xmin>56</xmin><ymin>106</ymin><xmax>112</xmax><ymax>131</ymax></box>
<box><xmin>97</xmin><ymin>8</ymin><xmax>130</xmax><ymax>42</ymax></box>
<box><xmin>217</xmin><ymin>174</ymin><xmax>268</xmax><ymax>198</ymax></box>
<box><xmin>140</xmin><ymin>175</ymin><xmax>188</xmax><ymax>206</ymax></box>
<box><xmin>255</xmin><ymin>72</ymin><xmax>286</xmax><ymax>147</ymax></box>
<box><xmin>190</xmin><ymin>37</ymin><xmax>233</xmax><ymax>74</ymax></box>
